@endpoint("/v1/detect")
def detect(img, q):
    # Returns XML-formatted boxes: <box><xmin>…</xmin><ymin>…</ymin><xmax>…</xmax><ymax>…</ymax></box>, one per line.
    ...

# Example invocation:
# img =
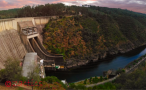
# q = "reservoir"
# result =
<box><xmin>46</xmin><ymin>45</ymin><xmax>146</xmax><ymax>83</ymax></box>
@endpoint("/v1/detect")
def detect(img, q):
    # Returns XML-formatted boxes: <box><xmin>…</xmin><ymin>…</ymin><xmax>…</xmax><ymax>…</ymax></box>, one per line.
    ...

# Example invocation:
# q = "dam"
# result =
<box><xmin>0</xmin><ymin>16</ymin><xmax>64</xmax><ymax>70</ymax></box>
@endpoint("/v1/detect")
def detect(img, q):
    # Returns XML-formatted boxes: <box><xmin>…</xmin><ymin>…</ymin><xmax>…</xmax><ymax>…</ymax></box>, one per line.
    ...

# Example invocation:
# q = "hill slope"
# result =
<box><xmin>43</xmin><ymin>13</ymin><xmax>146</xmax><ymax>61</ymax></box>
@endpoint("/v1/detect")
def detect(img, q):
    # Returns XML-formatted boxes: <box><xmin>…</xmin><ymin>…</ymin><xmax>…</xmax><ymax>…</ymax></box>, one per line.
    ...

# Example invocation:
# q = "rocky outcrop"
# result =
<box><xmin>66</xmin><ymin>40</ymin><xmax>146</xmax><ymax>69</ymax></box>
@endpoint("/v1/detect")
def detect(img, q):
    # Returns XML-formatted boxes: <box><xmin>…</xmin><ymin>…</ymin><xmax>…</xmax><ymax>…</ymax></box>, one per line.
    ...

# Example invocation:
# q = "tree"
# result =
<box><xmin>75</xmin><ymin>84</ymin><xmax>86</xmax><ymax>90</ymax></box>
<box><xmin>40</xmin><ymin>76</ymin><xmax>67</xmax><ymax>89</ymax></box>
<box><xmin>89</xmin><ymin>77</ymin><xmax>92</xmax><ymax>83</ymax></box>
<box><xmin>84</xmin><ymin>79</ymin><xmax>87</xmax><ymax>84</ymax></box>
<box><xmin>68</xmin><ymin>83</ymin><xmax>76</xmax><ymax>89</ymax></box>
<box><xmin>27</xmin><ymin>63</ymin><xmax>41</xmax><ymax>90</ymax></box>
<box><xmin>0</xmin><ymin>58</ymin><xmax>22</xmax><ymax>82</ymax></box>
<box><xmin>100</xmin><ymin>76</ymin><xmax>103</xmax><ymax>81</ymax></box>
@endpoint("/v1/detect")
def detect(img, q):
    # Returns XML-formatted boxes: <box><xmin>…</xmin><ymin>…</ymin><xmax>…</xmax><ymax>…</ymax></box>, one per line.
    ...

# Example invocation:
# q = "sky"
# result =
<box><xmin>0</xmin><ymin>0</ymin><xmax>146</xmax><ymax>14</ymax></box>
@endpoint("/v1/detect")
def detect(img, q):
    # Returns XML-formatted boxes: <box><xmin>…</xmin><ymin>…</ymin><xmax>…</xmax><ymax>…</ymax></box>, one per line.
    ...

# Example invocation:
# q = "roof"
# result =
<box><xmin>61</xmin><ymin>80</ymin><xmax>66</xmax><ymax>84</ymax></box>
<box><xmin>18</xmin><ymin>21</ymin><xmax>35</xmax><ymax>29</ymax></box>
<box><xmin>105</xmin><ymin>69</ymin><xmax>117</xmax><ymax>76</ymax></box>
<box><xmin>22</xmin><ymin>52</ymin><xmax>37</xmax><ymax>77</ymax></box>
<box><xmin>61</xmin><ymin>80</ymin><xmax>68</xmax><ymax>85</ymax></box>
<box><xmin>111</xmin><ymin>70</ymin><xmax>116</xmax><ymax>75</ymax></box>
<box><xmin>43</xmin><ymin>60</ymin><xmax>55</xmax><ymax>65</ymax></box>
<box><xmin>107</xmin><ymin>70</ymin><xmax>112</xmax><ymax>75</ymax></box>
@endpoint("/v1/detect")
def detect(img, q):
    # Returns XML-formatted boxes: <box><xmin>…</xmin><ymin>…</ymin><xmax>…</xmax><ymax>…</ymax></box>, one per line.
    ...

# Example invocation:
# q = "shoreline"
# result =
<box><xmin>73</xmin><ymin>53</ymin><xmax>146</xmax><ymax>85</ymax></box>
<box><xmin>45</xmin><ymin>44</ymin><xmax>146</xmax><ymax>83</ymax></box>
<box><xmin>65</xmin><ymin>44</ymin><xmax>146</xmax><ymax>70</ymax></box>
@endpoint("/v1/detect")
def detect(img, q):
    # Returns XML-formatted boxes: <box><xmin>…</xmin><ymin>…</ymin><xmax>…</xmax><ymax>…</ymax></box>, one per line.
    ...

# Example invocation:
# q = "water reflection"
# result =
<box><xmin>46</xmin><ymin>45</ymin><xmax>146</xmax><ymax>83</ymax></box>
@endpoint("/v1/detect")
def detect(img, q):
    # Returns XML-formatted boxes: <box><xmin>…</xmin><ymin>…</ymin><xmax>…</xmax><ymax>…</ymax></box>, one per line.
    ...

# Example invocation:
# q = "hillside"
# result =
<box><xmin>0</xmin><ymin>9</ymin><xmax>19</xmax><ymax>19</ymax></box>
<box><xmin>43</xmin><ymin>11</ymin><xmax>146</xmax><ymax>61</ymax></box>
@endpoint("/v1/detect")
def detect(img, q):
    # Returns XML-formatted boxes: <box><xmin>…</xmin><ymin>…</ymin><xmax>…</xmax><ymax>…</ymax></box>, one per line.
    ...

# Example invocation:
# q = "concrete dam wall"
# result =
<box><xmin>0</xmin><ymin>16</ymin><xmax>63</xmax><ymax>69</ymax></box>
<box><xmin>0</xmin><ymin>30</ymin><xmax>26</xmax><ymax>69</ymax></box>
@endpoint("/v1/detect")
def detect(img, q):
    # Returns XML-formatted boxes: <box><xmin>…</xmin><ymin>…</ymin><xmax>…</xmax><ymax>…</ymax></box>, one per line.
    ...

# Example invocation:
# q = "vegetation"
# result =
<box><xmin>116</xmin><ymin>69</ymin><xmax>125</xmax><ymax>74</ymax></box>
<box><xmin>34</xmin><ymin>4</ymin><xmax>146</xmax><ymax>60</ymax></box>
<box><xmin>0</xmin><ymin>9</ymin><xmax>20</xmax><ymax>19</ymax></box>
<box><xmin>43</xmin><ymin>13</ymin><xmax>146</xmax><ymax>59</ymax></box>
<box><xmin>113</xmin><ymin>61</ymin><xmax>146</xmax><ymax>89</ymax></box>
<box><xmin>75</xmin><ymin>76</ymin><xmax>107</xmax><ymax>85</ymax></box>
<box><xmin>1</xmin><ymin>3</ymin><xmax>146</xmax><ymax>60</ymax></box>
<box><xmin>27</xmin><ymin>65</ymin><xmax>41</xmax><ymax>90</ymax></box>
<box><xmin>0</xmin><ymin>58</ymin><xmax>66</xmax><ymax>90</ymax></box>
<box><xmin>43</xmin><ymin>17</ymin><xmax>87</xmax><ymax>59</ymax></box>
<box><xmin>0</xmin><ymin>58</ymin><xmax>22</xmax><ymax>82</ymax></box>
<box><xmin>91</xmin><ymin>82</ymin><xmax>116</xmax><ymax>90</ymax></box>
<box><xmin>1</xmin><ymin>3</ymin><xmax>146</xmax><ymax>89</ymax></box>
<box><xmin>70</xmin><ymin>55</ymin><xmax>146</xmax><ymax>90</ymax></box>
<box><xmin>125</xmin><ymin>54</ymin><xmax>146</xmax><ymax>69</ymax></box>
<box><xmin>69</xmin><ymin>82</ymin><xmax>116</xmax><ymax>90</ymax></box>
<box><xmin>36</xmin><ymin>76</ymin><xmax>66</xmax><ymax>90</ymax></box>
<box><xmin>1</xmin><ymin>3</ymin><xmax>145</xmax><ymax>19</ymax></box>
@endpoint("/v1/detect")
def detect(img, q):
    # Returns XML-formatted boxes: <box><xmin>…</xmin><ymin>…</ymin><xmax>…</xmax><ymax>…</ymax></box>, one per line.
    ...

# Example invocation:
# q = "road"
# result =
<box><xmin>85</xmin><ymin>57</ymin><xmax>146</xmax><ymax>87</ymax></box>
<box><xmin>86</xmin><ymin>75</ymin><xmax>119</xmax><ymax>87</ymax></box>
<box><xmin>126</xmin><ymin>57</ymin><xmax>146</xmax><ymax>74</ymax></box>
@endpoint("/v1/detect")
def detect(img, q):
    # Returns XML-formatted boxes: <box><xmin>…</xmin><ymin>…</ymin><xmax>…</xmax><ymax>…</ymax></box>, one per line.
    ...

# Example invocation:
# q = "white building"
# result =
<box><xmin>22</xmin><ymin>52</ymin><xmax>37</xmax><ymax>77</ymax></box>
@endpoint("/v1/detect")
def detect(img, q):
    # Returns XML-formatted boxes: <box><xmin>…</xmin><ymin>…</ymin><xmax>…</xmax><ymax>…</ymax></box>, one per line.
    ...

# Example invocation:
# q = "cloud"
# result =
<box><xmin>0</xmin><ymin>0</ymin><xmax>145</xmax><ymax>14</ymax></box>
<box><xmin>0</xmin><ymin>0</ymin><xmax>18</xmax><ymax>9</ymax></box>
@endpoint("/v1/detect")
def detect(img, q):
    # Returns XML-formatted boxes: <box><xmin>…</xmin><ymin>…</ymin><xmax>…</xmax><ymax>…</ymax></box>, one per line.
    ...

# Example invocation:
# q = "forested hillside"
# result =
<box><xmin>0</xmin><ymin>9</ymin><xmax>19</xmax><ymax>19</ymax></box>
<box><xmin>43</xmin><ymin>14</ymin><xmax>146</xmax><ymax>60</ymax></box>
<box><xmin>41</xmin><ymin>4</ymin><xmax>146</xmax><ymax>60</ymax></box>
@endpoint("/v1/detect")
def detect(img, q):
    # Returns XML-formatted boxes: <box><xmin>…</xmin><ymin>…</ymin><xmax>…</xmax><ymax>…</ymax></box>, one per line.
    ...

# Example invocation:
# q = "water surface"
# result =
<box><xmin>46</xmin><ymin>45</ymin><xmax>146</xmax><ymax>83</ymax></box>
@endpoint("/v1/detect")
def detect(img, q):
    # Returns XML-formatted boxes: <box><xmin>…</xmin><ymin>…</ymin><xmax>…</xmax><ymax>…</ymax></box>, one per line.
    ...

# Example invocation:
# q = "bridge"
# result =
<box><xmin>0</xmin><ymin>16</ymin><xmax>65</xmax><ymax>70</ymax></box>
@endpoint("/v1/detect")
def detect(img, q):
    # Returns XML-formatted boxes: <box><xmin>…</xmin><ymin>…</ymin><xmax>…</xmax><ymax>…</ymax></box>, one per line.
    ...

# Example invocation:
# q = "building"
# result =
<box><xmin>21</xmin><ymin>52</ymin><xmax>37</xmax><ymax>77</ymax></box>
<box><xmin>61</xmin><ymin>80</ymin><xmax>68</xmax><ymax>85</ymax></box>
<box><xmin>79</xmin><ymin>12</ymin><xmax>82</xmax><ymax>16</ymax></box>
<box><xmin>103</xmin><ymin>69</ymin><xmax>117</xmax><ymax>78</ymax></box>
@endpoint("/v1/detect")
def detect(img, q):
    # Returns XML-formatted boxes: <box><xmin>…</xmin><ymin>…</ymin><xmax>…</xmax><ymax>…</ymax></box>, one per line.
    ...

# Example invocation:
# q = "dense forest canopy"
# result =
<box><xmin>0</xmin><ymin>8</ymin><xmax>20</xmax><ymax>19</ymax></box>
<box><xmin>0</xmin><ymin>3</ymin><xmax>146</xmax><ymax>19</ymax></box>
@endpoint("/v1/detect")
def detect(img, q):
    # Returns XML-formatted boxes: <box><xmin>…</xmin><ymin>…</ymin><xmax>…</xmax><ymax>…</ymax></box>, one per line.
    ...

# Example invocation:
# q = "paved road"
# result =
<box><xmin>126</xmin><ymin>57</ymin><xmax>146</xmax><ymax>74</ymax></box>
<box><xmin>86</xmin><ymin>75</ymin><xmax>119</xmax><ymax>87</ymax></box>
<box><xmin>85</xmin><ymin>57</ymin><xmax>146</xmax><ymax>87</ymax></box>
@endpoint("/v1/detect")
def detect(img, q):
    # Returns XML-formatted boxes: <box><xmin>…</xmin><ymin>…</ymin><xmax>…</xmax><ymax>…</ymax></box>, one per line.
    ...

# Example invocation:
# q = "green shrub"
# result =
<box><xmin>104</xmin><ymin>77</ymin><xmax>108</xmax><ymax>80</ymax></box>
<box><xmin>75</xmin><ymin>84</ymin><xmax>86</xmax><ymax>90</ymax></box>
<box><xmin>68</xmin><ymin>83</ymin><xmax>76</xmax><ymax>89</ymax></box>
<box><xmin>89</xmin><ymin>77</ymin><xmax>92</xmax><ymax>83</ymax></box>
<box><xmin>41</xmin><ymin>76</ymin><xmax>60</xmax><ymax>84</ymax></box>
<box><xmin>100</xmin><ymin>76</ymin><xmax>103</xmax><ymax>81</ymax></box>
<box><xmin>0</xmin><ymin>58</ymin><xmax>22</xmax><ymax>82</ymax></box>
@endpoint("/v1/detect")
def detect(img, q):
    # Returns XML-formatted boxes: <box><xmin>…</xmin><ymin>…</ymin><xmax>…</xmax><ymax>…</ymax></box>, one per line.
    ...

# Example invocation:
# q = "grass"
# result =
<box><xmin>75</xmin><ymin>76</ymin><xmax>106</xmax><ymax>85</ymax></box>
<box><xmin>17</xmin><ymin>87</ymin><xmax>24</xmax><ymax>90</ymax></box>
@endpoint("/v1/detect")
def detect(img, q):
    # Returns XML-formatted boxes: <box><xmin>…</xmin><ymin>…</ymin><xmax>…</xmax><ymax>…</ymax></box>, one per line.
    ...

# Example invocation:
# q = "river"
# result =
<box><xmin>46</xmin><ymin>45</ymin><xmax>146</xmax><ymax>83</ymax></box>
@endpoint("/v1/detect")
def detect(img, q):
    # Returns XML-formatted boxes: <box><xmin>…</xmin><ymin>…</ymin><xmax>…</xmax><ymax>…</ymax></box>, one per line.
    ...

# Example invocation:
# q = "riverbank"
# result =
<box><xmin>46</xmin><ymin>45</ymin><xmax>146</xmax><ymax>83</ymax></box>
<box><xmin>74</xmin><ymin>76</ymin><xmax>106</xmax><ymax>85</ymax></box>
<box><xmin>65</xmin><ymin>44</ymin><xmax>146</xmax><ymax>70</ymax></box>
<box><xmin>125</xmin><ymin>54</ymin><xmax>146</xmax><ymax>73</ymax></box>
<box><xmin>73</xmin><ymin>53</ymin><xmax>146</xmax><ymax>87</ymax></box>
